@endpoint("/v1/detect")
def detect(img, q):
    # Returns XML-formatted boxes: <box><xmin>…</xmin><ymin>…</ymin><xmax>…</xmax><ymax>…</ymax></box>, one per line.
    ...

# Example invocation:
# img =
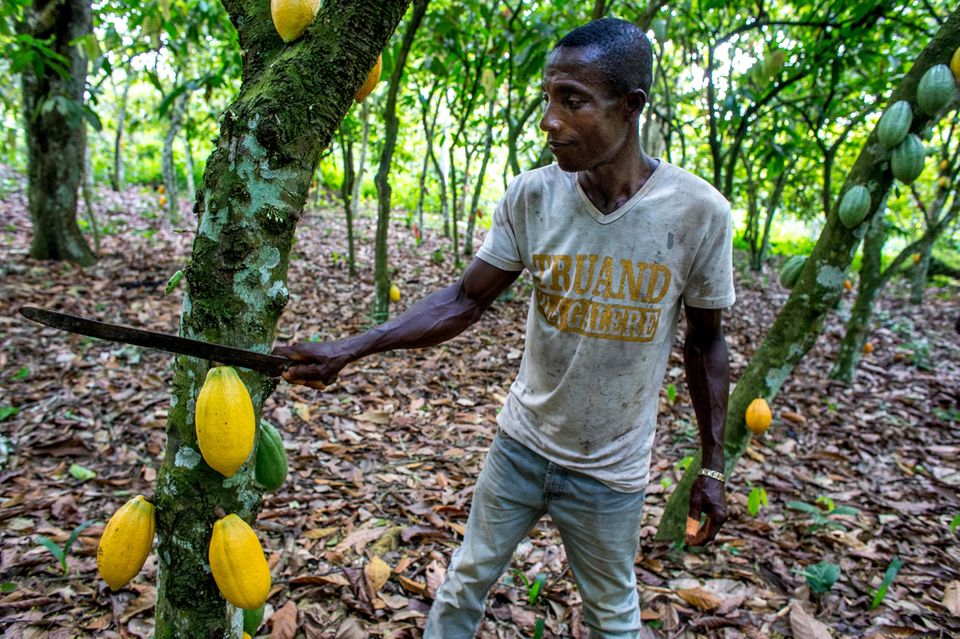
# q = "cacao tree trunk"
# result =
<box><xmin>338</xmin><ymin>128</ymin><xmax>357</xmax><ymax>276</ymax></box>
<box><xmin>153</xmin><ymin>2</ymin><xmax>410</xmax><ymax>636</ymax></box>
<box><xmin>112</xmin><ymin>73</ymin><xmax>133</xmax><ymax>192</ymax></box>
<box><xmin>20</xmin><ymin>0</ymin><xmax>96</xmax><ymax>266</ymax></box>
<box><xmin>163</xmin><ymin>89</ymin><xmax>190</xmax><ymax>224</ymax></box>
<box><xmin>373</xmin><ymin>0</ymin><xmax>430</xmax><ymax>322</ymax></box>
<box><xmin>831</xmin><ymin>210</ymin><xmax>886</xmax><ymax>383</ymax></box>
<box><xmin>462</xmin><ymin>98</ymin><xmax>495</xmax><ymax>257</ymax></box>
<box><xmin>183</xmin><ymin>127</ymin><xmax>196</xmax><ymax>203</ymax></box>
<box><xmin>656</xmin><ymin>9</ymin><xmax>960</xmax><ymax>542</ymax></box>
<box><xmin>81</xmin><ymin>125</ymin><xmax>100</xmax><ymax>254</ymax></box>
<box><xmin>352</xmin><ymin>100</ymin><xmax>371</xmax><ymax>213</ymax></box>
<box><xmin>909</xmin><ymin>241</ymin><xmax>933</xmax><ymax>304</ymax></box>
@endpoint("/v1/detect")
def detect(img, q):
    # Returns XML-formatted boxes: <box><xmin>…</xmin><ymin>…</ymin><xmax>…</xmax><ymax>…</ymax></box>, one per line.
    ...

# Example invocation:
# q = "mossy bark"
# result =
<box><xmin>20</xmin><ymin>0</ymin><xmax>96</xmax><ymax>266</ymax></box>
<box><xmin>657</xmin><ymin>8</ymin><xmax>960</xmax><ymax>543</ymax></box>
<box><xmin>153</xmin><ymin>1</ymin><xmax>411</xmax><ymax>636</ymax></box>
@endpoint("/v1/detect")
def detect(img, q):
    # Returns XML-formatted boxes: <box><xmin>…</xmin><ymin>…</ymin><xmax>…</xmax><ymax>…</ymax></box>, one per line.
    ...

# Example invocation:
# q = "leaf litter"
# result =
<box><xmin>0</xmin><ymin>170</ymin><xmax>958</xmax><ymax>638</ymax></box>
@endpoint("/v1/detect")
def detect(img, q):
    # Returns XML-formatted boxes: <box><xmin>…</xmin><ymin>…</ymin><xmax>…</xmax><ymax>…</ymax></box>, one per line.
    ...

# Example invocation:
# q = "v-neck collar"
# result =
<box><xmin>573</xmin><ymin>159</ymin><xmax>666</xmax><ymax>224</ymax></box>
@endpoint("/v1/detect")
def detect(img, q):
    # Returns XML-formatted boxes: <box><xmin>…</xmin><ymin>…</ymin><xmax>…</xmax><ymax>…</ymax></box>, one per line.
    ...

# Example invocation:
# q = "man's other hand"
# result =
<box><xmin>685</xmin><ymin>475</ymin><xmax>727</xmax><ymax>546</ymax></box>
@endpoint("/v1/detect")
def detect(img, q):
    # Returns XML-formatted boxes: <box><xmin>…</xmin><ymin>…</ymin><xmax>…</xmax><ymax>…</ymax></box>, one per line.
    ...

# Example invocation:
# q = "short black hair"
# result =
<box><xmin>554</xmin><ymin>18</ymin><xmax>653</xmax><ymax>98</ymax></box>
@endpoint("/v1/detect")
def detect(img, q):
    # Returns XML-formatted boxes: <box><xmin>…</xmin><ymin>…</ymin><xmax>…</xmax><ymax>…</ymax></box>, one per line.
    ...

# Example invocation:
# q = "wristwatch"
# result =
<box><xmin>699</xmin><ymin>468</ymin><xmax>726</xmax><ymax>483</ymax></box>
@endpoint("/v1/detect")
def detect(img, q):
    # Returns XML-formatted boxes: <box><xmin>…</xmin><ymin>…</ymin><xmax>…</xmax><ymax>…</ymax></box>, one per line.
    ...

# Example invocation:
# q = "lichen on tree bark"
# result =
<box><xmin>152</xmin><ymin>1</ymin><xmax>412</xmax><ymax>635</ymax></box>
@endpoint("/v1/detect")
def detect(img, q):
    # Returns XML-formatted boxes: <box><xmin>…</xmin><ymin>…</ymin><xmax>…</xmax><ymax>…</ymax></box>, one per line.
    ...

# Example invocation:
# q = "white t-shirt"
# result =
<box><xmin>476</xmin><ymin>160</ymin><xmax>735</xmax><ymax>493</ymax></box>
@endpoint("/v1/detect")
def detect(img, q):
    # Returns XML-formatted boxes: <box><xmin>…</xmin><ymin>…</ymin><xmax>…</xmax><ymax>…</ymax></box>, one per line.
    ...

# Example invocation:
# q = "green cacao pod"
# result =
<box><xmin>890</xmin><ymin>134</ymin><xmax>925</xmax><ymax>184</ymax></box>
<box><xmin>779</xmin><ymin>255</ymin><xmax>807</xmax><ymax>289</ymax></box>
<box><xmin>838</xmin><ymin>185</ymin><xmax>871</xmax><ymax>228</ymax></box>
<box><xmin>254</xmin><ymin>420</ymin><xmax>288</xmax><ymax>491</ymax></box>
<box><xmin>243</xmin><ymin>604</ymin><xmax>265</xmax><ymax>635</ymax></box>
<box><xmin>916</xmin><ymin>64</ymin><xmax>957</xmax><ymax>115</ymax></box>
<box><xmin>876</xmin><ymin>101</ymin><xmax>912</xmax><ymax>149</ymax></box>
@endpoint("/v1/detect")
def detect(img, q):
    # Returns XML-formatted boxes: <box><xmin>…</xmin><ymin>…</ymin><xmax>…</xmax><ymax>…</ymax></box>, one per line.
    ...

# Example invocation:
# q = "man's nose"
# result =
<box><xmin>539</xmin><ymin>104</ymin><xmax>559</xmax><ymax>133</ymax></box>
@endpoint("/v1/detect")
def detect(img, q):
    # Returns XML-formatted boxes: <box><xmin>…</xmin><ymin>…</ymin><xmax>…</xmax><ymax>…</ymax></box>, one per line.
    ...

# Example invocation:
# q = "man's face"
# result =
<box><xmin>539</xmin><ymin>46</ymin><xmax>635</xmax><ymax>173</ymax></box>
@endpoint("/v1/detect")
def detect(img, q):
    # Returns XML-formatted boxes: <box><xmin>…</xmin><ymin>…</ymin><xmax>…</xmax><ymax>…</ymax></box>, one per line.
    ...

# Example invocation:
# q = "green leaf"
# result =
<box><xmin>528</xmin><ymin>573</ymin><xmax>545</xmax><ymax>605</ymax></box>
<box><xmin>35</xmin><ymin>535</ymin><xmax>66</xmax><ymax>569</ymax></box>
<box><xmin>666</xmin><ymin>384</ymin><xmax>676</xmax><ymax>404</ymax></box>
<box><xmin>0</xmin><ymin>406</ymin><xmax>17</xmax><ymax>421</ymax></box>
<box><xmin>747</xmin><ymin>486</ymin><xmax>768</xmax><ymax>517</ymax></box>
<box><xmin>0</xmin><ymin>582</ymin><xmax>17</xmax><ymax>593</ymax></box>
<box><xmin>832</xmin><ymin>505</ymin><xmax>860</xmax><ymax>516</ymax></box>
<box><xmin>532</xmin><ymin>618</ymin><xmax>545</xmax><ymax>639</ymax></box>
<box><xmin>64</xmin><ymin>520</ymin><xmax>96</xmax><ymax>555</ymax></box>
<box><xmin>803</xmin><ymin>560</ymin><xmax>840</xmax><ymax>594</ymax></box>
<box><xmin>950</xmin><ymin>514</ymin><xmax>960</xmax><ymax>532</ymax></box>
<box><xmin>12</xmin><ymin>366</ymin><xmax>29</xmax><ymax>381</ymax></box>
<box><xmin>69</xmin><ymin>463</ymin><xmax>96</xmax><ymax>481</ymax></box>
<box><xmin>870</xmin><ymin>556</ymin><xmax>904</xmax><ymax>609</ymax></box>
<box><xmin>786</xmin><ymin>500</ymin><xmax>820</xmax><ymax>514</ymax></box>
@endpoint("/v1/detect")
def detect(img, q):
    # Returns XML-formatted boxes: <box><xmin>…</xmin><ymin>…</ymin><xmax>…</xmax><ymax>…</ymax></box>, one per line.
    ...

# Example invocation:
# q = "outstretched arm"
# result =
<box><xmin>682</xmin><ymin>303</ymin><xmax>730</xmax><ymax>546</ymax></box>
<box><xmin>274</xmin><ymin>258</ymin><xmax>521</xmax><ymax>388</ymax></box>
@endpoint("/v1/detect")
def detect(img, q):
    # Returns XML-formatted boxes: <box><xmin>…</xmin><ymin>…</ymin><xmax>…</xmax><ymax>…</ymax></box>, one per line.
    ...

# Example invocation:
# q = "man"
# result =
<box><xmin>276</xmin><ymin>17</ymin><xmax>733</xmax><ymax>638</ymax></box>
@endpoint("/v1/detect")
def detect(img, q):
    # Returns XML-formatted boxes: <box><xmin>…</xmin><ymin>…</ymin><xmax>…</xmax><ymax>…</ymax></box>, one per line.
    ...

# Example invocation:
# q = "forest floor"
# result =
<box><xmin>1</xmin><ymin>172</ymin><xmax>959</xmax><ymax>639</ymax></box>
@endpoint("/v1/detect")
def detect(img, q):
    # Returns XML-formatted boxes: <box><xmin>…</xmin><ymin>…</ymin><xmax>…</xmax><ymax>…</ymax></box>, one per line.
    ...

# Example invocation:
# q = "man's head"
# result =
<box><xmin>554</xmin><ymin>18</ymin><xmax>653</xmax><ymax>99</ymax></box>
<box><xmin>540</xmin><ymin>18</ymin><xmax>653</xmax><ymax>173</ymax></box>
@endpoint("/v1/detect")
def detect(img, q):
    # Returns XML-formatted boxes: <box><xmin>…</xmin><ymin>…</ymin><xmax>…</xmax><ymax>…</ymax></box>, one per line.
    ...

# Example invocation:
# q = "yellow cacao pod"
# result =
<box><xmin>195</xmin><ymin>366</ymin><xmax>255</xmax><ymax>477</ymax></box>
<box><xmin>952</xmin><ymin>46</ymin><xmax>960</xmax><ymax>81</ymax></box>
<box><xmin>745</xmin><ymin>398</ymin><xmax>772</xmax><ymax>435</ymax></box>
<box><xmin>97</xmin><ymin>495</ymin><xmax>156</xmax><ymax>590</ymax></box>
<box><xmin>209</xmin><ymin>514</ymin><xmax>271</xmax><ymax>610</ymax></box>
<box><xmin>355</xmin><ymin>54</ymin><xmax>383</xmax><ymax>103</ymax></box>
<box><xmin>270</xmin><ymin>0</ymin><xmax>320</xmax><ymax>43</ymax></box>
<box><xmin>389</xmin><ymin>283</ymin><xmax>401</xmax><ymax>303</ymax></box>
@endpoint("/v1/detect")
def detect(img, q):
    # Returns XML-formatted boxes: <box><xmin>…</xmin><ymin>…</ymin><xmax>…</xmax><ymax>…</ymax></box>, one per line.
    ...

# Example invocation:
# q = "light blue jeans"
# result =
<box><xmin>424</xmin><ymin>430</ymin><xmax>646</xmax><ymax>638</ymax></box>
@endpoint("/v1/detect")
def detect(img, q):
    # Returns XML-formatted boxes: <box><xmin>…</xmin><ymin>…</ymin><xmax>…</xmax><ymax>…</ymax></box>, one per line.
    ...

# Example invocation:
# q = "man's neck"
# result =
<box><xmin>577</xmin><ymin>151</ymin><xmax>659</xmax><ymax>215</ymax></box>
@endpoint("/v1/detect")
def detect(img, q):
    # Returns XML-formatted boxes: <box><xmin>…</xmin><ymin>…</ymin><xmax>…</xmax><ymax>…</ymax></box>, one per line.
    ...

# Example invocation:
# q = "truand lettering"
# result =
<box><xmin>532</xmin><ymin>253</ymin><xmax>671</xmax><ymax>303</ymax></box>
<box><xmin>535</xmin><ymin>288</ymin><xmax>661</xmax><ymax>342</ymax></box>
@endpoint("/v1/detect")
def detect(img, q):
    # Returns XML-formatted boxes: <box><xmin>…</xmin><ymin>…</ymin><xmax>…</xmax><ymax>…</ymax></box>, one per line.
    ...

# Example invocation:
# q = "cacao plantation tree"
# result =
<box><xmin>373</xmin><ymin>0</ymin><xmax>430</xmax><ymax>322</ymax></box>
<box><xmin>657</xmin><ymin>4</ymin><xmax>960</xmax><ymax>542</ymax></box>
<box><xmin>831</xmin><ymin>118</ymin><xmax>960</xmax><ymax>382</ymax></box>
<box><xmin>18</xmin><ymin>0</ymin><xmax>97</xmax><ymax>265</ymax></box>
<box><xmin>153</xmin><ymin>0</ymin><xmax>411</xmax><ymax>635</ymax></box>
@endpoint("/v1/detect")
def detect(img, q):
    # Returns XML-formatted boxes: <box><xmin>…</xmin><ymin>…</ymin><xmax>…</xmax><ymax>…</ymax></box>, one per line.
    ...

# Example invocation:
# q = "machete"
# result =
<box><xmin>18</xmin><ymin>306</ymin><xmax>293</xmax><ymax>378</ymax></box>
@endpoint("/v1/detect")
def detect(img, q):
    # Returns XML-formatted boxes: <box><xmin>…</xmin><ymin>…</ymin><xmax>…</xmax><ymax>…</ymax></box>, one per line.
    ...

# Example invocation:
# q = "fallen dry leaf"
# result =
<box><xmin>269</xmin><ymin>600</ymin><xmax>298</xmax><ymax>639</ymax></box>
<box><xmin>943</xmin><ymin>580</ymin><xmax>960</xmax><ymax>616</ymax></box>
<box><xmin>789</xmin><ymin>600</ymin><xmax>832</xmax><ymax>639</ymax></box>
<box><xmin>364</xmin><ymin>555</ymin><xmax>392</xmax><ymax>595</ymax></box>
<box><xmin>676</xmin><ymin>586</ymin><xmax>722</xmax><ymax>611</ymax></box>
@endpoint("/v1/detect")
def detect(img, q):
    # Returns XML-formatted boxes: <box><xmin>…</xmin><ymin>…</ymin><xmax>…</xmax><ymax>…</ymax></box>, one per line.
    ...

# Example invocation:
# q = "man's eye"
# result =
<box><xmin>565</xmin><ymin>98</ymin><xmax>583</xmax><ymax>108</ymax></box>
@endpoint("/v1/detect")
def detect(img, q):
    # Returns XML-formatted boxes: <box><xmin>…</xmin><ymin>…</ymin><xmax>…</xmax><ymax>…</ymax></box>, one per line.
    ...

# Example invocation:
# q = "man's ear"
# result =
<box><xmin>625</xmin><ymin>88</ymin><xmax>647</xmax><ymax>120</ymax></box>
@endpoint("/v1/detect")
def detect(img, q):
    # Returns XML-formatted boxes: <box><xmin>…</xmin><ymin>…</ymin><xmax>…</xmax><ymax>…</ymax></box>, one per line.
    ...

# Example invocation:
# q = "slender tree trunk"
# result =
<box><xmin>434</xmin><ymin>139</ymin><xmax>449</xmax><ymax>238</ymax></box>
<box><xmin>463</xmin><ymin>99</ymin><xmax>495</xmax><ymax>256</ymax></box>
<box><xmin>339</xmin><ymin>129</ymin><xmax>357</xmax><ymax>275</ymax></box>
<box><xmin>831</xmin><ymin>211</ymin><xmax>886</xmax><ymax>382</ymax></box>
<box><xmin>352</xmin><ymin>100</ymin><xmax>371</xmax><ymax>212</ymax></box>
<box><xmin>656</xmin><ymin>9</ymin><xmax>960</xmax><ymax>542</ymax></box>
<box><xmin>163</xmin><ymin>90</ymin><xmax>190</xmax><ymax>224</ymax></box>
<box><xmin>81</xmin><ymin>126</ymin><xmax>100</xmax><ymax>253</ymax></box>
<box><xmin>373</xmin><ymin>0</ymin><xmax>430</xmax><ymax>322</ymax></box>
<box><xmin>20</xmin><ymin>0</ymin><xmax>96</xmax><ymax>266</ymax></box>
<box><xmin>910</xmin><ymin>241</ymin><xmax>933</xmax><ymax>304</ymax></box>
<box><xmin>414</xmin><ymin>148</ymin><xmax>429</xmax><ymax>244</ymax></box>
<box><xmin>183</xmin><ymin>128</ymin><xmax>196</xmax><ymax>203</ymax></box>
<box><xmin>152</xmin><ymin>2</ymin><xmax>410</xmax><ymax>635</ymax></box>
<box><xmin>112</xmin><ymin>73</ymin><xmax>133</xmax><ymax>192</ymax></box>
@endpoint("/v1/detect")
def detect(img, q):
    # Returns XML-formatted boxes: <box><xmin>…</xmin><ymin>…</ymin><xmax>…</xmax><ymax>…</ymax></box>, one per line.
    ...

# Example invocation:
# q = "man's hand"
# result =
<box><xmin>273</xmin><ymin>342</ymin><xmax>351</xmax><ymax>389</ymax></box>
<box><xmin>685</xmin><ymin>475</ymin><xmax>727</xmax><ymax>546</ymax></box>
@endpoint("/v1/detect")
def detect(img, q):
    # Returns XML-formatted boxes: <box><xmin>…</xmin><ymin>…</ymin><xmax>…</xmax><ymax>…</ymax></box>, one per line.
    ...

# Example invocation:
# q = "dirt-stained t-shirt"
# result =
<box><xmin>476</xmin><ymin>160</ymin><xmax>735</xmax><ymax>493</ymax></box>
